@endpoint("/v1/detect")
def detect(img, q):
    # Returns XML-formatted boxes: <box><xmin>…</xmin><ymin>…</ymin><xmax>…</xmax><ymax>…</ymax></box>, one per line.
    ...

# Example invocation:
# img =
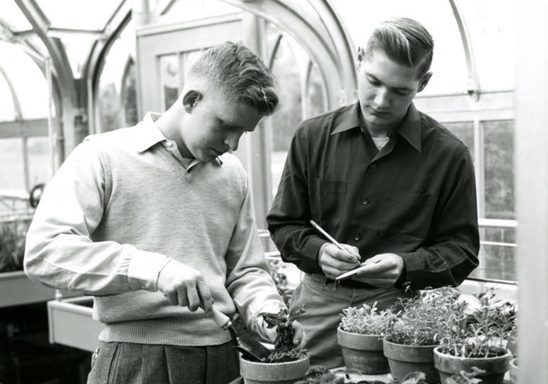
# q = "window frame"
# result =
<box><xmin>415</xmin><ymin>90</ymin><xmax>516</xmax><ymax>283</ymax></box>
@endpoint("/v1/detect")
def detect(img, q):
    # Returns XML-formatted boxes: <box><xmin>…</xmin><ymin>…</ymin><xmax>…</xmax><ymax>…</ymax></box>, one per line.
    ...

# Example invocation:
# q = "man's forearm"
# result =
<box><xmin>268</xmin><ymin>222</ymin><xmax>325</xmax><ymax>274</ymax></box>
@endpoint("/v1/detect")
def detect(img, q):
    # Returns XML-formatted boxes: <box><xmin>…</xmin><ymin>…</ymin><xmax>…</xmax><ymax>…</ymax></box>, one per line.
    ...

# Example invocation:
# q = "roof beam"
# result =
<box><xmin>449</xmin><ymin>0</ymin><xmax>480</xmax><ymax>101</ymax></box>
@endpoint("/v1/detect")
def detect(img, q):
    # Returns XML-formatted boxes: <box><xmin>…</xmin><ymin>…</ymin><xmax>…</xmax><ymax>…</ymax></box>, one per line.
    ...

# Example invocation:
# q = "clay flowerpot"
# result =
<box><xmin>383</xmin><ymin>338</ymin><xmax>439</xmax><ymax>384</ymax></box>
<box><xmin>239</xmin><ymin>355</ymin><xmax>309</xmax><ymax>384</ymax></box>
<box><xmin>433</xmin><ymin>347</ymin><xmax>511</xmax><ymax>384</ymax></box>
<box><xmin>337</xmin><ymin>328</ymin><xmax>389</xmax><ymax>374</ymax></box>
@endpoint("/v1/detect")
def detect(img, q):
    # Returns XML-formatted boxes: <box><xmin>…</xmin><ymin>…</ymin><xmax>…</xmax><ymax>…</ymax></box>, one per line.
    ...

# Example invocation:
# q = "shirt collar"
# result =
<box><xmin>396</xmin><ymin>103</ymin><xmax>422</xmax><ymax>153</ymax></box>
<box><xmin>331</xmin><ymin>102</ymin><xmax>422</xmax><ymax>153</ymax></box>
<box><xmin>331</xmin><ymin>102</ymin><xmax>362</xmax><ymax>135</ymax></box>
<box><xmin>134</xmin><ymin>113</ymin><xmax>223</xmax><ymax>166</ymax></box>
<box><xmin>135</xmin><ymin>112</ymin><xmax>168</xmax><ymax>153</ymax></box>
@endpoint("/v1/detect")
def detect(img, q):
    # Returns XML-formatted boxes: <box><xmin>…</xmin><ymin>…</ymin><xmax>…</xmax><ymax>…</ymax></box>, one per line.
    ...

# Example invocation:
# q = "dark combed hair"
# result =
<box><xmin>365</xmin><ymin>17</ymin><xmax>434</xmax><ymax>79</ymax></box>
<box><xmin>188</xmin><ymin>41</ymin><xmax>279</xmax><ymax>116</ymax></box>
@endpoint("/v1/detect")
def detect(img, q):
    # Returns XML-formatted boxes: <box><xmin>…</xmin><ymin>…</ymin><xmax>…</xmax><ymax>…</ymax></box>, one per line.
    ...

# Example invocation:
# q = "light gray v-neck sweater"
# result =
<box><xmin>25</xmin><ymin>115</ymin><xmax>284</xmax><ymax>346</ymax></box>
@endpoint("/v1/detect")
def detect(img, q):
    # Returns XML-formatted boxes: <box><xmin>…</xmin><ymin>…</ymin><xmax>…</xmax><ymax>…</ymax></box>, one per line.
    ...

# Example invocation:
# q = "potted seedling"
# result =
<box><xmin>337</xmin><ymin>302</ymin><xmax>396</xmax><ymax>374</ymax></box>
<box><xmin>239</xmin><ymin>306</ymin><xmax>309</xmax><ymax>384</ymax></box>
<box><xmin>434</xmin><ymin>289</ymin><xmax>516</xmax><ymax>384</ymax></box>
<box><xmin>383</xmin><ymin>287</ymin><xmax>461</xmax><ymax>384</ymax></box>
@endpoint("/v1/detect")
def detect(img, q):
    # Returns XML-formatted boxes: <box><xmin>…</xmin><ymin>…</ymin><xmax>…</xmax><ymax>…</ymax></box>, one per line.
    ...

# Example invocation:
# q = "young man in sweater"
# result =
<box><xmin>24</xmin><ymin>41</ymin><xmax>304</xmax><ymax>384</ymax></box>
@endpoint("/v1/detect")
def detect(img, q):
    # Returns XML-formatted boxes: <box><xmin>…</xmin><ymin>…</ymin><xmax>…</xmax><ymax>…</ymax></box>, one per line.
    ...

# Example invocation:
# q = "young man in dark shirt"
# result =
<box><xmin>267</xmin><ymin>17</ymin><xmax>479</xmax><ymax>368</ymax></box>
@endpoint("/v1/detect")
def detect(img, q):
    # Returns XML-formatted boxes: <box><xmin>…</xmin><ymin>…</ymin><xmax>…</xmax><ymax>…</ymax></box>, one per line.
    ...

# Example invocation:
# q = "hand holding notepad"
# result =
<box><xmin>308</xmin><ymin>220</ymin><xmax>404</xmax><ymax>285</ymax></box>
<box><xmin>335</xmin><ymin>260</ymin><xmax>378</xmax><ymax>280</ymax></box>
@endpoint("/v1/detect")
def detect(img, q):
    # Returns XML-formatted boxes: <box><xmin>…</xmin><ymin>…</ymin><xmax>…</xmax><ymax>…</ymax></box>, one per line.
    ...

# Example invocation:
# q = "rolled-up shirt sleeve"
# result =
<box><xmin>24</xmin><ymin>141</ymin><xmax>170</xmax><ymax>295</ymax></box>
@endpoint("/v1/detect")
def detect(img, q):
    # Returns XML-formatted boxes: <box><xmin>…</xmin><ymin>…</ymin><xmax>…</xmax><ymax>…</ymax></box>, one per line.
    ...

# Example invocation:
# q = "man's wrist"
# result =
<box><xmin>317</xmin><ymin>242</ymin><xmax>329</xmax><ymax>269</ymax></box>
<box><xmin>394</xmin><ymin>261</ymin><xmax>407</xmax><ymax>288</ymax></box>
<box><xmin>127</xmin><ymin>250</ymin><xmax>171</xmax><ymax>291</ymax></box>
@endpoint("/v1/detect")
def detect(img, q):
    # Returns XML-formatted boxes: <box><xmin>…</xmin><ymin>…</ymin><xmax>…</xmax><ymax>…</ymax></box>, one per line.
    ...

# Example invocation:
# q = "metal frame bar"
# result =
<box><xmin>82</xmin><ymin>2</ymin><xmax>132</xmax><ymax>134</ymax></box>
<box><xmin>448</xmin><ymin>0</ymin><xmax>480</xmax><ymax>100</ymax></box>
<box><xmin>15</xmin><ymin>0</ymin><xmax>74</xmax><ymax>156</ymax></box>
<box><xmin>305</xmin><ymin>0</ymin><xmax>356</xmax><ymax>103</ymax></box>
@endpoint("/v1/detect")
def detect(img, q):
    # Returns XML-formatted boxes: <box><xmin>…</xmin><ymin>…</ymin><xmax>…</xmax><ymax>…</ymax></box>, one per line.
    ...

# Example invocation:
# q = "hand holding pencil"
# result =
<box><xmin>310</xmin><ymin>220</ymin><xmax>362</xmax><ymax>280</ymax></box>
<box><xmin>310</xmin><ymin>220</ymin><xmax>404</xmax><ymax>285</ymax></box>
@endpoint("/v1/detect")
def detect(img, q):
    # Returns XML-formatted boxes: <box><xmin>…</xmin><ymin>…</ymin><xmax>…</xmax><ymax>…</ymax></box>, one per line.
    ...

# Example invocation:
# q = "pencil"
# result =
<box><xmin>309</xmin><ymin>220</ymin><xmax>361</xmax><ymax>259</ymax></box>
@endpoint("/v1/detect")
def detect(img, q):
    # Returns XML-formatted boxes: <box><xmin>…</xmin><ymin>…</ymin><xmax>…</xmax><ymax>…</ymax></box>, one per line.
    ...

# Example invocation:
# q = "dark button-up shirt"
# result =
<box><xmin>267</xmin><ymin>102</ymin><xmax>479</xmax><ymax>290</ymax></box>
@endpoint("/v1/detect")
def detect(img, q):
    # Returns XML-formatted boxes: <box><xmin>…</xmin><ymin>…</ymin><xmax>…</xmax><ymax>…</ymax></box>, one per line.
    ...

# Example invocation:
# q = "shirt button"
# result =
<box><xmin>354</xmin><ymin>234</ymin><xmax>361</xmax><ymax>241</ymax></box>
<box><xmin>362</xmin><ymin>200</ymin><xmax>369</xmax><ymax>206</ymax></box>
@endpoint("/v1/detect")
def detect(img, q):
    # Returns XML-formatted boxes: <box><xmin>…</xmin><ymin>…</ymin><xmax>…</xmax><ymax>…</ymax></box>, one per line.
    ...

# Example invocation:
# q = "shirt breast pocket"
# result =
<box><xmin>311</xmin><ymin>178</ymin><xmax>348</xmax><ymax>222</ymax></box>
<box><xmin>381</xmin><ymin>189</ymin><xmax>434</xmax><ymax>238</ymax></box>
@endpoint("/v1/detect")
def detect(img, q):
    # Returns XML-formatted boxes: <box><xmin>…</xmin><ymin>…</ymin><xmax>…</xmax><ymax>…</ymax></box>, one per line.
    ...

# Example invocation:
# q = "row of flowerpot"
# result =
<box><xmin>237</xmin><ymin>288</ymin><xmax>517</xmax><ymax>384</ymax></box>
<box><xmin>338</xmin><ymin>328</ymin><xmax>512</xmax><ymax>384</ymax></box>
<box><xmin>238</xmin><ymin>336</ymin><xmax>514</xmax><ymax>384</ymax></box>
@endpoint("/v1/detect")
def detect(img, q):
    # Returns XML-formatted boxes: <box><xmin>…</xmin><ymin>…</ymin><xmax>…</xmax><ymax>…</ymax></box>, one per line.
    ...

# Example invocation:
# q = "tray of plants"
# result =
<box><xmin>0</xmin><ymin>215</ymin><xmax>59</xmax><ymax>307</ymax></box>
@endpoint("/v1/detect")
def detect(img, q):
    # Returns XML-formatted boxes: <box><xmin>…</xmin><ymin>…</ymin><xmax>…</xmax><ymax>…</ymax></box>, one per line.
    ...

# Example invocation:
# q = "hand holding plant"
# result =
<box><xmin>262</xmin><ymin>306</ymin><xmax>307</xmax><ymax>362</ymax></box>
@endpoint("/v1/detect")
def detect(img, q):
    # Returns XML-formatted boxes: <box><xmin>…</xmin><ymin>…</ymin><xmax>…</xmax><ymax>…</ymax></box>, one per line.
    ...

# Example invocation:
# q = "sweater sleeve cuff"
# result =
<box><xmin>127</xmin><ymin>250</ymin><xmax>171</xmax><ymax>291</ymax></box>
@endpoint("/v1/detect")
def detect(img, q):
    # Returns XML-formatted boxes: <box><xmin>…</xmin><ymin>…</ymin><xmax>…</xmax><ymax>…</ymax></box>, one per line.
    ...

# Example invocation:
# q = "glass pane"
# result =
<box><xmin>36</xmin><ymin>0</ymin><xmax>125</xmax><ymax>31</ymax></box>
<box><xmin>306</xmin><ymin>63</ymin><xmax>326</xmax><ymax>119</ymax></box>
<box><xmin>27</xmin><ymin>137</ymin><xmax>51</xmax><ymax>187</ymax></box>
<box><xmin>0</xmin><ymin>70</ymin><xmax>16</xmax><ymax>122</ymax></box>
<box><xmin>444</xmin><ymin>121</ymin><xmax>474</xmax><ymax>161</ymax></box>
<box><xmin>330</xmin><ymin>0</ymin><xmax>468</xmax><ymax>96</ymax></box>
<box><xmin>269</xmin><ymin>35</ymin><xmax>303</xmax><ymax>196</ymax></box>
<box><xmin>60</xmin><ymin>34</ymin><xmax>99</xmax><ymax>79</ymax></box>
<box><xmin>470</xmin><ymin>226</ymin><xmax>517</xmax><ymax>281</ymax></box>
<box><xmin>484</xmin><ymin>120</ymin><xmax>514</xmax><ymax>219</ymax></box>
<box><xmin>97</xmin><ymin>22</ymin><xmax>136</xmax><ymax>131</ymax></box>
<box><xmin>122</xmin><ymin>61</ymin><xmax>138</xmax><ymax>127</ymax></box>
<box><xmin>458</xmin><ymin>0</ymin><xmax>515</xmax><ymax>91</ymax></box>
<box><xmin>0</xmin><ymin>41</ymin><xmax>48</xmax><ymax>119</ymax></box>
<box><xmin>159</xmin><ymin>54</ymin><xmax>180</xmax><ymax>111</ymax></box>
<box><xmin>98</xmin><ymin>84</ymin><xmax>122</xmax><ymax>133</ymax></box>
<box><xmin>0</xmin><ymin>2</ymin><xmax>33</xmax><ymax>32</ymax></box>
<box><xmin>0</xmin><ymin>138</ymin><xmax>25</xmax><ymax>190</ymax></box>
<box><xmin>160</xmin><ymin>0</ymin><xmax>239</xmax><ymax>24</ymax></box>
